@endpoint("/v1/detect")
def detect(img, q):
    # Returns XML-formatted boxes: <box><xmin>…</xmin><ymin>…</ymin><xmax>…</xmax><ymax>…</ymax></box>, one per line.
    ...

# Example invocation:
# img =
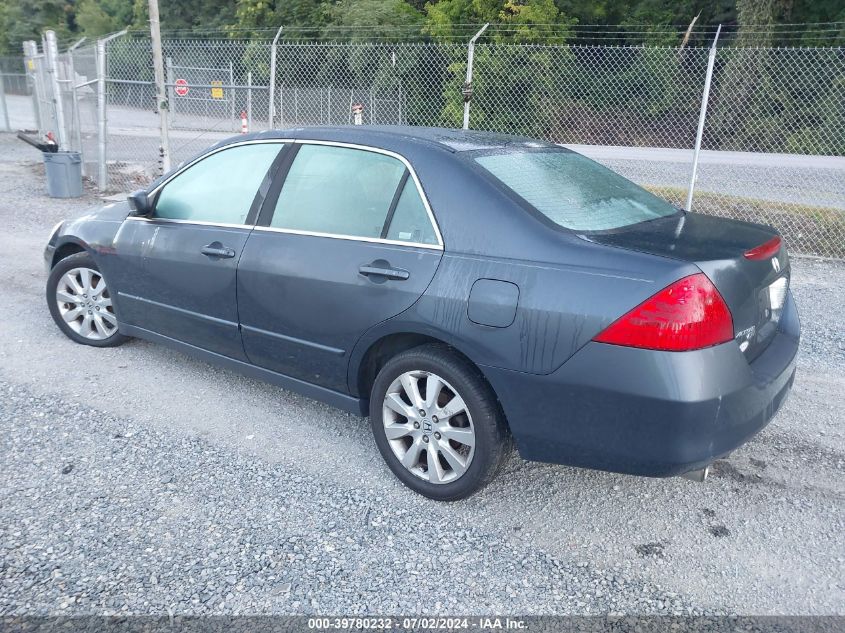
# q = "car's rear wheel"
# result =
<box><xmin>370</xmin><ymin>345</ymin><xmax>508</xmax><ymax>500</ymax></box>
<box><xmin>46</xmin><ymin>252</ymin><xmax>128</xmax><ymax>347</ymax></box>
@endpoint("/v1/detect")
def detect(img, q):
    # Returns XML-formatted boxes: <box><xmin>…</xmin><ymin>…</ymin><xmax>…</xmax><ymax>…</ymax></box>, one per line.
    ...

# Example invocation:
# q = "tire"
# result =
<box><xmin>46</xmin><ymin>251</ymin><xmax>129</xmax><ymax>348</ymax></box>
<box><xmin>369</xmin><ymin>344</ymin><xmax>509</xmax><ymax>501</ymax></box>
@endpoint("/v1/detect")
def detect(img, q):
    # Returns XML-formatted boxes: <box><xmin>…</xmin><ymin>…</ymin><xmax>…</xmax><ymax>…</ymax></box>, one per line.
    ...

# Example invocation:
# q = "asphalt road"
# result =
<box><xmin>0</xmin><ymin>133</ymin><xmax>843</xmax><ymax>616</ymax></box>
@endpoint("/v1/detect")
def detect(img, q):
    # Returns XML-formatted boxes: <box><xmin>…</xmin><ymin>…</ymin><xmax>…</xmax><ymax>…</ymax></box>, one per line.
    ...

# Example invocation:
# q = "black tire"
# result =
<box><xmin>46</xmin><ymin>251</ymin><xmax>129</xmax><ymax>348</ymax></box>
<box><xmin>369</xmin><ymin>344</ymin><xmax>509</xmax><ymax>501</ymax></box>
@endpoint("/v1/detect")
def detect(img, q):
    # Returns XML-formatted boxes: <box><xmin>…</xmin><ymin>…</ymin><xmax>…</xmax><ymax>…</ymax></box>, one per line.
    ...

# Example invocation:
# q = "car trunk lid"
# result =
<box><xmin>584</xmin><ymin>212</ymin><xmax>789</xmax><ymax>361</ymax></box>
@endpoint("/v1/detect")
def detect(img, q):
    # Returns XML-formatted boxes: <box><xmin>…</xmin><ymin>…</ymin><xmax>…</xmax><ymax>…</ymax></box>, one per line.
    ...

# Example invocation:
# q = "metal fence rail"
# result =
<box><xmin>1</xmin><ymin>32</ymin><xmax>843</xmax><ymax>258</ymax></box>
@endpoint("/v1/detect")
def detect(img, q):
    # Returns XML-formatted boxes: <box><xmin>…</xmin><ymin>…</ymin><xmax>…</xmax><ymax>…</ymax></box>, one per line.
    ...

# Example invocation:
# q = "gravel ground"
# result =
<box><xmin>0</xmin><ymin>132</ymin><xmax>843</xmax><ymax>616</ymax></box>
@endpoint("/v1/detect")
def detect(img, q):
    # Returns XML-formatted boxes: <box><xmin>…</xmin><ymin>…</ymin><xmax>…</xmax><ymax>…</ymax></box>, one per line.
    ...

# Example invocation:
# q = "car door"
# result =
<box><xmin>236</xmin><ymin>141</ymin><xmax>444</xmax><ymax>393</ymax></box>
<box><xmin>112</xmin><ymin>141</ymin><xmax>286</xmax><ymax>360</ymax></box>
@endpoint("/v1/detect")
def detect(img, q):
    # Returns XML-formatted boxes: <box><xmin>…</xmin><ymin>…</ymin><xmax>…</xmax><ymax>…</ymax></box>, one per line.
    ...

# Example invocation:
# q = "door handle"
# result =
<box><xmin>201</xmin><ymin>243</ymin><xmax>236</xmax><ymax>259</ymax></box>
<box><xmin>359</xmin><ymin>263</ymin><xmax>410</xmax><ymax>281</ymax></box>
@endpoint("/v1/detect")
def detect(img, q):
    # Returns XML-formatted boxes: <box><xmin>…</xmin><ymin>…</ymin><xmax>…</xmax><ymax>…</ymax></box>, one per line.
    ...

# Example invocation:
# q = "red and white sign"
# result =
<box><xmin>174</xmin><ymin>78</ymin><xmax>189</xmax><ymax>97</ymax></box>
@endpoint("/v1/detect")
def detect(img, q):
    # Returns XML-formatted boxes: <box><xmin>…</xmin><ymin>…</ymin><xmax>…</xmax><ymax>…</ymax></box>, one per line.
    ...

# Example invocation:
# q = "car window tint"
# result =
<box><xmin>155</xmin><ymin>143</ymin><xmax>282</xmax><ymax>224</ymax></box>
<box><xmin>385</xmin><ymin>178</ymin><xmax>439</xmax><ymax>245</ymax></box>
<box><xmin>271</xmin><ymin>144</ymin><xmax>405</xmax><ymax>239</ymax></box>
<box><xmin>474</xmin><ymin>150</ymin><xmax>678</xmax><ymax>231</ymax></box>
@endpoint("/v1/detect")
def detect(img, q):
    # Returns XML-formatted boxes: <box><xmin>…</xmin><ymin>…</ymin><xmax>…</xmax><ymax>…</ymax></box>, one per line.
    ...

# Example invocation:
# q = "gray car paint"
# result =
<box><xmin>45</xmin><ymin>126</ymin><xmax>799</xmax><ymax>477</ymax></box>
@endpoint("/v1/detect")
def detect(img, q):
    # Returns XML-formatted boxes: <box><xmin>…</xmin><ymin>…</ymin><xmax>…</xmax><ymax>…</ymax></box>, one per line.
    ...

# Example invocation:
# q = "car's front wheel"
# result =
<box><xmin>46</xmin><ymin>252</ymin><xmax>128</xmax><ymax>347</ymax></box>
<box><xmin>370</xmin><ymin>345</ymin><xmax>508</xmax><ymax>500</ymax></box>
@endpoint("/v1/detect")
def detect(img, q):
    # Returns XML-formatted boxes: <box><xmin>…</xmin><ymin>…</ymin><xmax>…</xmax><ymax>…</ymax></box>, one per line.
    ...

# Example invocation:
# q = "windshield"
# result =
<box><xmin>474</xmin><ymin>149</ymin><xmax>679</xmax><ymax>232</ymax></box>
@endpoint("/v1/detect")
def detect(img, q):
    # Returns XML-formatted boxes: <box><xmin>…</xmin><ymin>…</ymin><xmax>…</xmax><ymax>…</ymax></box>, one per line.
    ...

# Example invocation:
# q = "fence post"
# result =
<box><xmin>68</xmin><ymin>37</ymin><xmax>87</xmax><ymax>174</ymax></box>
<box><xmin>44</xmin><ymin>31</ymin><xmax>69</xmax><ymax>149</ymax></box>
<box><xmin>96</xmin><ymin>37</ymin><xmax>107</xmax><ymax>190</ymax></box>
<box><xmin>246</xmin><ymin>71</ymin><xmax>253</xmax><ymax>131</ymax></box>
<box><xmin>229</xmin><ymin>60</ymin><xmax>235</xmax><ymax>132</ymax></box>
<box><xmin>0</xmin><ymin>69</ymin><xmax>9</xmax><ymax>131</ymax></box>
<box><xmin>268</xmin><ymin>25</ymin><xmax>283</xmax><ymax>128</ymax></box>
<box><xmin>96</xmin><ymin>30</ymin><xmax>127</xmax><ymax>192</ymax></box>
<box><xmin>463</xmin><ymin>23</ymin><xmax>489</xmax><ymax>130</ymax></box>
<box><xmin>165</xmin><ymin>56</ymin><xmax>174</xmax><ymax>127</ymax></box>
<box><xmin>685</xmin><ymin>24</ymin><xmax>721</xmax><ymax>212</ymax></box>
<box><xmin>23</xmin><ymin>41</ymin><xmax>44</xmax><ymax>133</ymax></box>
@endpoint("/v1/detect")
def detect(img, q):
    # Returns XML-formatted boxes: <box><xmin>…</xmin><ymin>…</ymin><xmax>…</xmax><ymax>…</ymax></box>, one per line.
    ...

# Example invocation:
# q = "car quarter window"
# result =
<box><xmin>154</xmin><ymin>143</ymin><xmax>283</xmax><ymax>224</ymax></box>
<box><xmin>384</xmin><ymin>178</ymin><xmax>439</xmax><ymax>245</ymax></box>
<box><xmin>270</xmin><ymin>144</ymin><xmax>437</xmax><ymax>244</ymax></box>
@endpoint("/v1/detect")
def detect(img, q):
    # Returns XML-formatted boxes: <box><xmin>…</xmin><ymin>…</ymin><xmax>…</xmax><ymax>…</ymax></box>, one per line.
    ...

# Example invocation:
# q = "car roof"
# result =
<box><xmin>249</xmin><ymin>125</ymin><xmax>561</xmax><ymax>154</ymax></box>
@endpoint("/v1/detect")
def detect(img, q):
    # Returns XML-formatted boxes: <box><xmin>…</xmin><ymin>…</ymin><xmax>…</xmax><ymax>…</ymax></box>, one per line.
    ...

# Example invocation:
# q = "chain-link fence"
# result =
<box><xmin>4</xmin><ymin>31</ymin><xmax>844</xmax><ymax>258</ymax></box>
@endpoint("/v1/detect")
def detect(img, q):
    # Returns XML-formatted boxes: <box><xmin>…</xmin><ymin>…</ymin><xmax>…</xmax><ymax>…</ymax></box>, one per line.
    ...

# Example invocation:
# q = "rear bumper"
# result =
<box><xmin>483</xmin><ymin>290</ymin><xmax>800</xmax><ymax>477</ymax></box>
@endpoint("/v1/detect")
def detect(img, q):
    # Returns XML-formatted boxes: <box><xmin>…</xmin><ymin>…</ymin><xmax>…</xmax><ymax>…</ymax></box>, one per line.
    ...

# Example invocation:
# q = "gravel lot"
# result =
<box><xmin>0</xmin><ymin>133</ymin><xmax>843</xmax><ymax>616</ymax></box>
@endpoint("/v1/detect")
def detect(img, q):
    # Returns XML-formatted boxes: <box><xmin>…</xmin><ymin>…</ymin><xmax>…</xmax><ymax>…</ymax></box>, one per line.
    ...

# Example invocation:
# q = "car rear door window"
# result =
<box><xmin>154</xmin><ymin>143</ymin><xmax>283</xmax><ymax>224</ymax></box>
<box><xmin>270</xmin><ymin>144</ymin><xmax>407</xmax><ymax>240</ymax></box>
<box><xmin>474</xmin><ymin>149</ymin><xmax>678</xmax><ymax>232</ymax></box>
<box><xmin>385</xmin><ymin>178</ymin><xmax>439</xmax><ymax>245</ymax></box>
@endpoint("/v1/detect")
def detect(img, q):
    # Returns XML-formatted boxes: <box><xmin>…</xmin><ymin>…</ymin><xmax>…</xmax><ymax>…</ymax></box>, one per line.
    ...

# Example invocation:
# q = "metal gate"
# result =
<box><xmin>166</xmin><ymin>58</ymin><xmax>236</xmax><ymax>131</ymax></box>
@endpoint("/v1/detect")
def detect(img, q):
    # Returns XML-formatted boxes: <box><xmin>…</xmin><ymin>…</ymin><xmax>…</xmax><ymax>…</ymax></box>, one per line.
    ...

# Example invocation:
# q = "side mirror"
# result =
<box><xmin>127</xmin><ymin>189</ymin><xmax>151</xmax><ymax>216</ymax></box>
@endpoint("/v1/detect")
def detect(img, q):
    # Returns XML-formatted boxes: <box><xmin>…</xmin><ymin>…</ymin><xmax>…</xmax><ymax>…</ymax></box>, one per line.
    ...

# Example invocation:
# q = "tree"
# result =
<box><xmin>324</xmin><ymin>0</ymin><xmax>423</xmax><ymax>39</ymax></box>
<box><xmin>0</xmin><ymin>0</ymin><xmax>73</xmax><ymax>54</ymax></box>
<box><xmin>234</xmin><ymin>0</ymin><xmax>327</xmax><ymax>35</ymax></box>
<box><xmin>75</xmin><ymin>0</ymin><xmax>136</xmax><ymax>38</ymax></box>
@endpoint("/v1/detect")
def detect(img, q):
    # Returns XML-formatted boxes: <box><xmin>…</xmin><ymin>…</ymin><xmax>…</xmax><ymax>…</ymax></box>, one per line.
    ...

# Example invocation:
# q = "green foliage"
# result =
<box><xmin>2</xmin><ymin>0</ymin><xmax>845</xmax><ymax>54</ymax></box>
<box><xmin>234</xmin><ymin>0</ymin><xmax>327</xmax><ymax>36</ymax></box>
<box><xmin>0</xmin><ymin>0</ymin><xmax>73</xmax><ymax>53</ymax></box>
<box><xmin>326</xmin><ymin>0</ymin><xmax>423</xmax><ymax>37</ymax></box>
<box><xmin>707</xmin><ymin>48</ymin><xmax>845</xmax><ymax>155</ymax></box>
<box><xmin>76</xmin><ymin>0</ymin><xmax>135</xmax><ymax>37</ymax></box>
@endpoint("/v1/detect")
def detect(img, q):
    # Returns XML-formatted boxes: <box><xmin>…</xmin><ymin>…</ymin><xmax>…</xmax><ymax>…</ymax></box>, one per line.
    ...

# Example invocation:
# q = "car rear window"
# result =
<box><xmin>474</xmin><ymin>150</ymin><xmax>678</xmax><ymax>231</ymax></box>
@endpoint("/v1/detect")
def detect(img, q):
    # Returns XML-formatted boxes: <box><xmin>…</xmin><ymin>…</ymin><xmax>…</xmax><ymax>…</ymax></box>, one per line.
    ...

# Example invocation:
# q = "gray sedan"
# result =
<box><xmin>44</xmin><ymin>127</ymin><xmax>799</xmax><ymax>500</ymax></box>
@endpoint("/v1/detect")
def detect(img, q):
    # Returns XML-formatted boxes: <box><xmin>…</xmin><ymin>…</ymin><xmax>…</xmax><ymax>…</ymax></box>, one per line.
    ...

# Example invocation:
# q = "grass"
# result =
<box><xmin>645</xmin><ymin>186</ymin><xmax>845</xmax><ymax>260</ymax></box>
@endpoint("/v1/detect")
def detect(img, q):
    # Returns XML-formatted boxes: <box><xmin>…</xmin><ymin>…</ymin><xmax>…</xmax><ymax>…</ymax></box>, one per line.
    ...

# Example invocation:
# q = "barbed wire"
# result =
<box><xmin>64</xmin><ymin>21</ymin><xmax>845</xmax><ymax>49</ymax></box>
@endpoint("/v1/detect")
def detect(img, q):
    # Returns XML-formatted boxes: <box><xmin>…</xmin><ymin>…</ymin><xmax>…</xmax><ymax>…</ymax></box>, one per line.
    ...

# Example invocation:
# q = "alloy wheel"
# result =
<box><xmin>55</xmin><ymin>267</ymin><xmax>118</xmax><ymax>341</ymax></box>
<box><xmin>382</xmin><ymin>370</ymin><xmax>476</xmax><ymax>484</ymax></box>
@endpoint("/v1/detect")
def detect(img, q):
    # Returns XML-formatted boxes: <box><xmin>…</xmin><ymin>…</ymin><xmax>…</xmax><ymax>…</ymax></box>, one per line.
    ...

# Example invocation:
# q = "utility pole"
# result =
<box><xmin>149</xmin><ymin>0</ymin><xmax>171</xmax><ymax>173</ymax></box>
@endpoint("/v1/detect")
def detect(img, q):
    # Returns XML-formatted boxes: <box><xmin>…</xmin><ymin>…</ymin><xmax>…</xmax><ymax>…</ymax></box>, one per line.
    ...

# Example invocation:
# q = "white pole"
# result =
<box><xmin>96</xmin><ymin>30</ymin><xmax>127</xmax><ymax>191</ymax></box>
<box><xmin>463</xmin><ymin>23</ymin><xmax>489</xmax><ymax>130</ymax></box>
<box><xmin>268</xmin><ymin>25</ymin><xmax>283</xmax><ymax>128</ymax></box>
<box><xmin>686</xmin><ymin>24</ymin><xmax>721</xmax><ymax>212</ymax></box>
<box><xmin>149</xmin><ymin>0</ymin><xmax>171</xmax><ymax>174</ymax></box>
<box><xmin>44</xmin><ymin>31</ymin><xmax>68</xmax><ymax>149</ymax></box>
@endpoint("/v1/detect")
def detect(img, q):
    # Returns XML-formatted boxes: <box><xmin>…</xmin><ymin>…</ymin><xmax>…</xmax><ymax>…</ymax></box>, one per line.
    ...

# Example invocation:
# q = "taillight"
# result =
<box><xmin>744</xmin><ymin>236</ymin><xmax>781</xmax><ymax>260</ymax></box>
<box><xmin>593</xmin><ymin>273</ymin><xmax>733</xmax><ymax>351</ymax></box>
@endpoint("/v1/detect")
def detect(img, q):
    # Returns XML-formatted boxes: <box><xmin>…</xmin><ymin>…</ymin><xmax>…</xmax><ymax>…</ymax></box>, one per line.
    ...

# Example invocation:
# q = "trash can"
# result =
<box><xmin>43</xmin><ymin>151</ymin><xmax>83</xmax><ymax>198</ymax></box>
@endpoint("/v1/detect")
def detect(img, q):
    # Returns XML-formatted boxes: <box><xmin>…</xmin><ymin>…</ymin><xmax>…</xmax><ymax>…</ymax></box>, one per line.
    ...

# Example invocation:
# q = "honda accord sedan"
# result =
<box><xmin>44</xmin><ymin>127</ymin><xmax>799</xmax><ymax>500</ymax></box>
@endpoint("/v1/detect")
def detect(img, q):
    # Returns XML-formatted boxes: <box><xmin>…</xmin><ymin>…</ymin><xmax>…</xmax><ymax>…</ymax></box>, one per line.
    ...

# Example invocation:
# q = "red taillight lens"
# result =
<box><xmin>593</xmin><ymin>273</ymin><xmax>733</xmax><ymax>351</ymax></box>
<box><xmin>744</xmin><ymin>236</ymin><xmax>781</xmax><ymax>260</ymax></box>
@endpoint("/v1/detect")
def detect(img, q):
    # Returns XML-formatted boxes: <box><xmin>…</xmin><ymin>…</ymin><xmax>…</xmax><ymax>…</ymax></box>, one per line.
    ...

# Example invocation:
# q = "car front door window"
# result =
<box><xmin>155</xmin><ymin>143</ymin><xmax>283</xmax><ymax>224</ymax></box>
